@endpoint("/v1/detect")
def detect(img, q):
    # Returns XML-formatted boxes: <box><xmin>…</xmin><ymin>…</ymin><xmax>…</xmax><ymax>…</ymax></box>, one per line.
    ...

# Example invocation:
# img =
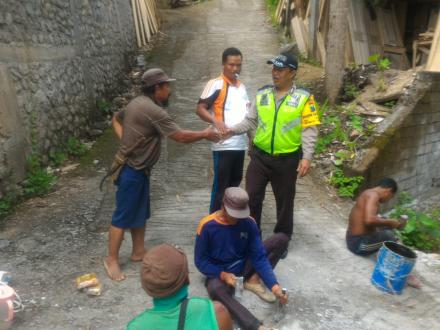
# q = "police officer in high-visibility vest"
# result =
<box><xmin>226</xmin><ymin>53</ymin><xmax>320</xmax><ymax>241</ymax></box>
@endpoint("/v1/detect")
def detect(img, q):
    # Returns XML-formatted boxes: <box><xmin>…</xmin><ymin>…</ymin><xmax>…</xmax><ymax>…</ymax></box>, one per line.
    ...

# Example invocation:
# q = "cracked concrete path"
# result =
<box><xmin>0</xmin><ymin>0</ymin><xmax>439</xmax><ymax>329</ymax></box>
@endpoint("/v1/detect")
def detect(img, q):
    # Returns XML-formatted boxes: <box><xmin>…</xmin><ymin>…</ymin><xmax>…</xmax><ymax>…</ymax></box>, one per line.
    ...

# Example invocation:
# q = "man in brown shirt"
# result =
<box><xmin>105</xmin><ymin>68</ymin><xmax>219</xmax><ymax>281</ymax></box>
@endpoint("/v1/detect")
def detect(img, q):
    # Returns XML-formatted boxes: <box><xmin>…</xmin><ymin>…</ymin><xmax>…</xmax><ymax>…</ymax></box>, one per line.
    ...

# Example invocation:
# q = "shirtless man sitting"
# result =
<box><xmin>346</xmin><ymin>178</ymin><xmax>406</xmax><ymax>256</ymax></box>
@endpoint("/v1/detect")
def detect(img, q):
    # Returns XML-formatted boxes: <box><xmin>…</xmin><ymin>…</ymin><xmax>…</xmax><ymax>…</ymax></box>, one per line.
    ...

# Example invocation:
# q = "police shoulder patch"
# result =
<box><xmin>294</xmin><ymin>88</ymin><xmax>311</xmax><ymax>98</ymax></box>
<box><xmin>257</xmin><ymin>84</ymin><xmax>273</xmax><ymax>93</ymax></box>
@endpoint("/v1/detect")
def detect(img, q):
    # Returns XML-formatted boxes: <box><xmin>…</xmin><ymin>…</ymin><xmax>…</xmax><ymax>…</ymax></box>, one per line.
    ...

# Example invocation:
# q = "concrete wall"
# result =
<box><xmin>0</xmin><ymin>0</ymin><xmax>136</xmax><ymax>197</ymax></box>
<box><xmin>366</xmin><ymin>73</ymin><xmax>440</xmax><ymax>200</ymax></box>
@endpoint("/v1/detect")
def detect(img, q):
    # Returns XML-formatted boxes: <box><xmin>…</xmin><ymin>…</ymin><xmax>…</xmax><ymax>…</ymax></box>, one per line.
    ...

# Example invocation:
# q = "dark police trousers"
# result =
<box><xmin>245</xmin><ymin>146</ymin><xmax>301</xmax><ymax>238</ymax></box>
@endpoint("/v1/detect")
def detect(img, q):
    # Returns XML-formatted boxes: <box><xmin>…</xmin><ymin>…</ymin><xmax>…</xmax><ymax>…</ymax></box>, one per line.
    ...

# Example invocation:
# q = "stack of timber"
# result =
<box><xmin>282</xmin><ymin>0</ymin><xmax>439</xmax><ymax>71</ymax></box>
<box><xmin>131</xmin><ymin>0</ymin><xmax>159</xmax><ymax>47</ymax></box>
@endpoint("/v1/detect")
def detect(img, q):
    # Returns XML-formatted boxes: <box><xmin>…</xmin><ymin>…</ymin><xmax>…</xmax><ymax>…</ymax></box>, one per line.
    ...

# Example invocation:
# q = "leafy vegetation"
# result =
<box><xmin>265</xmin><ymin>0</ymin><xmax>280</xmax><ymax>23</ymax></box>
<box><xmin>24</xmin><ymin>154</ymin><xmax>57</xmax><ymax>197</ymax></box>
<box><xmin>65</xmin><ymin>137</ymin><xmax>88</xmax><ymax>157</ymax></box>
<box><xmin>0</xmin><ymin>197</ymin><xmax>12</xmax><ymax>219</ymax></box>
<box><xmin>49</xmin><ymin>151</ymin><xmax>67</xmax><ymax>167</ymax></box>
<box><xmin>368</xmin><ymin>53</ymin><xmax>391</xmax><ymax>71</ymax></box>
<box><xmin>343</xmin><ymin>83</ymin><xmax>361</xmax><ymax>100</ymax></box>
<box><xmin>382</xmin><ymin>99</ymin><xmax>397</xmax><ymax>109</ymax></box>
<box><xmin>390</xmin><ymin>193</ymin><xmax>440</xmax><ymax>252</ymax></box>
<box><xmin>329</xmin><ymin>168</ymin><xmax>364</xmax><ymax>198</ymax></box>
<box><xmin>298</xmin><ymin>53</ymin><xmax>321</xmax><ymax>67</ymax></box>
<box><xmin>314</xmin><ymin>102</ymin><xmax>376</xmax><ymax>198</ymax></box>
<box><xmin>368</xmin><ymin>53</ymin><xmax>391</xmax><ymax>92</ymax></box>
<box><xmin>97</xmin><ymin>99</ymin><xmax>112</xmax><ymax>115</ymax></box>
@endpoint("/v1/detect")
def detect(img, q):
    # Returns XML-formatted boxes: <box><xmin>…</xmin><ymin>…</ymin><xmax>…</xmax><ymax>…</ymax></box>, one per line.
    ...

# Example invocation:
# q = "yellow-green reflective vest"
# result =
<box><xmin>254</xmin><ymin>87</ymin><xmax>310</xmax><ymax>154</ymax></box>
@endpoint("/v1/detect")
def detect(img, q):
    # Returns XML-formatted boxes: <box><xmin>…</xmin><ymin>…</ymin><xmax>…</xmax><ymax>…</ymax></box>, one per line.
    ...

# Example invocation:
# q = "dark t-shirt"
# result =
<box><xmin>115</xmin><ymin>95</ymin><xmax>180</xmax><ymax>172</ymax></box>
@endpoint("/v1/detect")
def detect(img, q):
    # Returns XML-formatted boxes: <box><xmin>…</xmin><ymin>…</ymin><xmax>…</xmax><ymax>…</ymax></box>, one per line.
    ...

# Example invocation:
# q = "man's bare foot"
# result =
<box><xmin>104</xmin><ymin>257</ymin><xmax>126</xmax><ymax>281</ymax></box>
<box><xmin>406</xmin><ymin>274</ymin><xmax>421</xmax><ymax>289</ymax></box>
<box><xmin>130</xmin><ymin>251</ymin><xmax>145</xmax><ymax>262</ymax></box>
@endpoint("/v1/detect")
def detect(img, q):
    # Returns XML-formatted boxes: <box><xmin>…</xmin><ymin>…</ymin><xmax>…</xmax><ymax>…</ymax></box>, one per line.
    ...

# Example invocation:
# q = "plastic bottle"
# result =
<box><xmin>274</xmin><ymin>288</ymin><xmax>287</xmax><ymax>323</ymax></box>
<box><xmin>235</xmin><ymin>277</ymin><xmax>243</xmax><ymax>299</ymax></box>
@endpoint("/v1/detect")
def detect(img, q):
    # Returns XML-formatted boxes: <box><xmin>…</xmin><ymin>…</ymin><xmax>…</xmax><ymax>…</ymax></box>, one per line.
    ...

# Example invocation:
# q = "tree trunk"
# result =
<box><xmin>325</xmin><ymin>0</ymin><xmax>349</xmax><ymax>105</ymax></box>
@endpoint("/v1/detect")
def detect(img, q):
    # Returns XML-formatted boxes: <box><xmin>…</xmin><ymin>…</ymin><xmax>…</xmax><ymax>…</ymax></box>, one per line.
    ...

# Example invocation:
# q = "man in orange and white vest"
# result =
<box><xmin>196</xmin><ymin>47</ymin><xmax>251</xmax><ymax>213</ymax></box>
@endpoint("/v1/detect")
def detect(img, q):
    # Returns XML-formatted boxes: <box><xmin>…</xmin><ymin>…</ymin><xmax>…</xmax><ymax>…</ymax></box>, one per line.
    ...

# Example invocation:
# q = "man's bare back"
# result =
<box><xmin>348</xmin><ymin>187</ymin><xmax>402</xmax><ymax>236</ymax></box>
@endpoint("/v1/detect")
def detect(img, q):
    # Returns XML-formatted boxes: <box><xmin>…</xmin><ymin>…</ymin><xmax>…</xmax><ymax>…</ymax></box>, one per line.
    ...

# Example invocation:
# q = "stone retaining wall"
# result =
<box><xmin>0</xmin><ymin>0</ymin><xmax>136</xmax><ymax>197</ymax></box>
<box><xmin>365</xmin><ymin>72</ymin><xmax>440</xmax><ymax>200</ymax></box>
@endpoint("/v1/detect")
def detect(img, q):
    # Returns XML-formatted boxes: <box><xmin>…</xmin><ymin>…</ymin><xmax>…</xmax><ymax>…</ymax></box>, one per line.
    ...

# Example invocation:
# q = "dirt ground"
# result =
<box><xmin>1</xmin><ymin>1</ymin><xmax>439</xmax><ymax>329</ymax></box>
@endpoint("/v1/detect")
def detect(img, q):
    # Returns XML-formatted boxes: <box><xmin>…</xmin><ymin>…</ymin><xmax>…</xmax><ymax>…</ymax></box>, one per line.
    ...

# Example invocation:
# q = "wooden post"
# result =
<box><xmin>325</xmin><ymin>0</ymin><xmax>349</xmax><ymax>105</ymax></box>
<box><xmin>425</xmin><ymin>14</ymin><xmax>440</xmax><ymax>72</ymax></box>
<box><xmin>308</xmin><ymin>0</ymin><xmax>319</xmax><ymax>58</ymax></box>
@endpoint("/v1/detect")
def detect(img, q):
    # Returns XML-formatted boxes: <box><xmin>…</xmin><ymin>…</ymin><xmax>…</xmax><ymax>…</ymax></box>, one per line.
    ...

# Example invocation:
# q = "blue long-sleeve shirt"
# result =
<box><xmin>194</xmin><ymin>212</ymin><xmax>278</xmax><ymax>290</ymax></box>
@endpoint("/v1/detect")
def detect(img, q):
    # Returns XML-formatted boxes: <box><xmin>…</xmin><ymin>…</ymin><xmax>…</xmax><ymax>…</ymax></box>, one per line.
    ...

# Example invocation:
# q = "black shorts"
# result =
<box><xmin>346</xmin><ymin>230</ymin><xmax>397</xmax><ymax>256</ymax></box>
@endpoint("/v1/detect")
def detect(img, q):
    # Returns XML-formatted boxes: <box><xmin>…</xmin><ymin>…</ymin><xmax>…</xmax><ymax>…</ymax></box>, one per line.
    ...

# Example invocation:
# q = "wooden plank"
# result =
<box><xmin>425</xmin><ymin>14</ymin><xmax>440</xmax><ymax>72</ymax></box>
<box><xmin>138</xmin><ymin>0</ymin><xmax>151</xmax><ymax>42</ymax></box>
<box><xmin>316</xmin><ymin>31</ymin><xmax>326</xmax><ymax>65</ymax></box>
<box><xmin>131</xmin><ymin>0</ymin><xmax>142</xmax><ymax>47</ymax></box>
<box><xmin>144</xmin><ymin>0</ymin><xmax>158</xmax><ymax>34</ymax></box>
<box><xmin>308</xmin><ymin>0</ymin><xmax>319</xmax><ymax>57</ymax></box>
<box><xmin>295</xmin><ymin>0</ymin><xmax>306</xmax><ymax>19</ymax></box>
<box><xmin>364</xmin><ymin>4</ymin><xmax>382</xmax><ymax>56</ymax></box>
<box><xmin>290</xmin><ymin>15</ymin><xmax>308</xmax><ymax>54</ymax></box>
<box><xmin>135</xmin><ymin>0</ymin><xmax>147</xmax><ymax>46</ymax></box>
<box><xmin>347</xmin><ymin>0</ymin><xmax>370</xmax><ymax>64</ymax></box>
<box><xmin>376</xmin><ymin>5</ymin><xmax>410</xmax><ymax>69</ymax></box>
<box><xmin>275</xmin><ymin>0</ymin><xmax>284</xmax><ymax>22</ymax></box>
<box><xmin>394</xmin><ymin>0</ymin><xmax>408</xmax><ymax>41</ymax></box>
<box><xmin>345</xmin><ymin>29</ymin><xmax>354</xmax><ymax>65</ymax></box>
<box><xmin>377</xmin><ymin>7</ymin><xmax>403</xmax><ymax>47</ymax></box>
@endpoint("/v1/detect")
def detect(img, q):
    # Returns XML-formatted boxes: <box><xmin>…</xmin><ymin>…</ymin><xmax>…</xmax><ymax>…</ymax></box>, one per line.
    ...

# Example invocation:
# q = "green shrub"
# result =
<box><xmin>65</xmin><ymin>137</ymin><xmax>87</xmax><ymax>157</ymax></box>
<box><xmin>390</xmin><ymin>193</ymin><xmax>440</xmax><ymax>251</ymax></box>
<box><xmin>330</xmin><ymin>168</ymin><xmax>364</xmax><ymax>198</ymax></box>
<box><xmin>343</xmin><ymin>83</ymin><xmax>361</xmax><ymax>100</ymax></box>
<box><xmin>0</xmin><ymin>198</ymin><xmax>12</xmax><ymax>219</ymax></box>
<box><xmin>24</xmin><ymin>169</ymin><xmax>57</xmax><ymax>197</ymax></box>
<box><xmin>24</xmin><ymin>155</ymin><xmax>57</xmax><ymax>197</ymax></box>
<box><xmin>265</xmin><ymin>0</ymin><xmax>280</xmax><ymax>22</ymax></box>
<box><xmin>97</xmin><ymin>99</ymin><xmax>112</xmax><ymax>115</ymax></box>
<box><xmin>49</xmin><ymin>151</ymin><xmax>67</xmax><ymax>167</ymax></box>
<box><xmin>349</xmin><ymin>114</ymin><xmax>363</xmax><ymax>132</ymax></box>
<box><xmin>368</xmin><ymin>53</ymin><xmax>391</xmax><ymax>71</ymax></box>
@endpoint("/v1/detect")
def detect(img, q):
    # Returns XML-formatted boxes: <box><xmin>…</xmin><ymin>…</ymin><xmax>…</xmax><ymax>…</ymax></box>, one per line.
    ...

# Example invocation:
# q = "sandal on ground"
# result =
<box><xmin>244</xmin><ymin>281</ymin><xmax>276</xmax><ymax>303</ymax></box>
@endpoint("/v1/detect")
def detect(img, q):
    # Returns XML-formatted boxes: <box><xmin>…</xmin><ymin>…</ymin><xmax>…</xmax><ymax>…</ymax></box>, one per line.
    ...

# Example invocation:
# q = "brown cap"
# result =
<box><xmin>141</xmin><ymin>68</ymin><xmax>176</xmax><ymax>88</ymax></box>
<box><xmin>223</xmin><ymin>187</ymin><xmax>250</xmax><ymax>219</ymax></box>
<box><xmin>140</xmin><ymin>244</ymin><xmax>189</xmax><ymax>298</ymax></box>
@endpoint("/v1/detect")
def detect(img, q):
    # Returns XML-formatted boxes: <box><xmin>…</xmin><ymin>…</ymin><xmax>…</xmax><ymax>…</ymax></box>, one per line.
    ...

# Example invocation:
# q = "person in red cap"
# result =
<box><xmin>127</xmin><ymin>244</ymin><xmax>232</xmax><ymax>329</ymax></box>
<box><xmin>105</xmin><ymin>68</ymin><xmax>219</xmax><ymax>281</ymax></box>
<box><xmin>195</xmin><ymin>187</ymin><xmax>289</xmax><ymax>330</ymax></box>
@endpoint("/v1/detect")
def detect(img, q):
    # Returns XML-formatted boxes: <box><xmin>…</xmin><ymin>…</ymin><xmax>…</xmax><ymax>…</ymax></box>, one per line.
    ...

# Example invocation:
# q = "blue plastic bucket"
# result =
<box><xmin>371</xmin><ymin>241</ymin><xmax>417</xmax><ymax>294</ymax></box>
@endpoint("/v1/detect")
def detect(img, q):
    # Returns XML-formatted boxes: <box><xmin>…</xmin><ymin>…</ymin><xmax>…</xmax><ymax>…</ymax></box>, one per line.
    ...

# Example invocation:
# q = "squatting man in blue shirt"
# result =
<box><xmin>195</xmin><ymin>187</ymin><xmax>289</xmax><ymax>330</ymax></box>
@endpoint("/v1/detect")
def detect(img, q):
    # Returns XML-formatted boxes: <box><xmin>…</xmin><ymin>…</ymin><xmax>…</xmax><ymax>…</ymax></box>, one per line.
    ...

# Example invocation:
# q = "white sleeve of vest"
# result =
<box><xmin>230</xmin><ymin>100</ymin><xmax>258</xmax><ymax>135</ymax></box>
<box><xmin>301</xmin><ymin>126</ymin><xmax>318</xmax><ymax>160</ymax></box>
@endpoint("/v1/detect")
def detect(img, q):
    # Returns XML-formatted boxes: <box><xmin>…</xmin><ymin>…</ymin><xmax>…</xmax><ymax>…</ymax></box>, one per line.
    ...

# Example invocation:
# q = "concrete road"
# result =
<box><xmin>0</xmin><ymin>0</ymin><xmax>439</xmax><ymax>329</ymax></box>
